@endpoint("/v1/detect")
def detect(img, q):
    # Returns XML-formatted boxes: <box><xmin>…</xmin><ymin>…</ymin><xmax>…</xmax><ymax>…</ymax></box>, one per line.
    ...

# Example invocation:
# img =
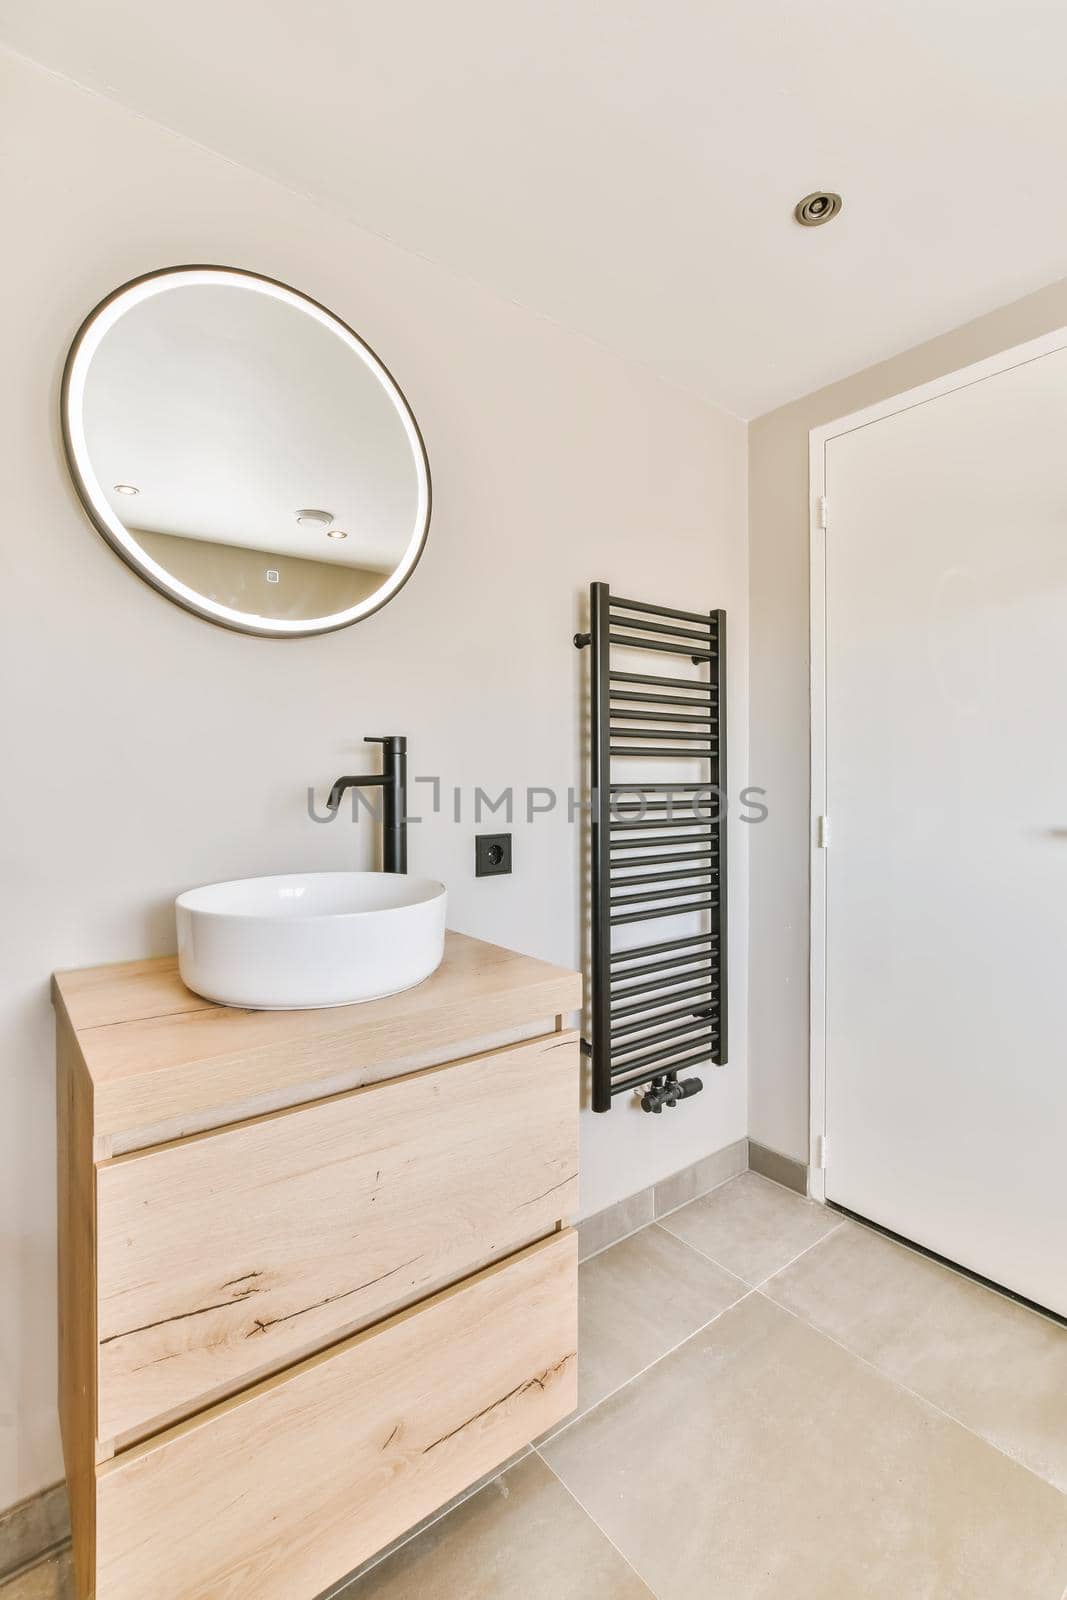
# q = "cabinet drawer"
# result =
<box><xmin>94</xmin><ymin>1232</ymin><xmax>577</xmax><ymax>1600</ymax></box>
<box><xmin>96</xmin><ymin>1031</ymin><xmax>578</xmax><ymax>1441</ymax></box>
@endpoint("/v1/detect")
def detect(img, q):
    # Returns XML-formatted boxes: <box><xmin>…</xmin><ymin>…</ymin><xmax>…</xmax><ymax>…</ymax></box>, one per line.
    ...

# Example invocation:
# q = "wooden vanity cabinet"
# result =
<box><xmin>54</xmin><ymin>931</ymin><xmax>581</xmax><ymax>1600</ymax></box>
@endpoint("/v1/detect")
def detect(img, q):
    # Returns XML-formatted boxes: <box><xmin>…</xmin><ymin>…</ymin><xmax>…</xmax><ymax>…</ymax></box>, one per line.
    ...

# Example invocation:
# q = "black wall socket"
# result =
<box><xmin>475</xmin><ymin>833</ymin><xmax>512</xmax><ymax>877</ymax></box>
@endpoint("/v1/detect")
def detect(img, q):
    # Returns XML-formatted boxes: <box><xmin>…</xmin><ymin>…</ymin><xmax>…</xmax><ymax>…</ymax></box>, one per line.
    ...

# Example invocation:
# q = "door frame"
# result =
<box><xmin>807</xmin><ymin>325</ymin><xmax>1067</xmax><ymax>1203</ymax></box>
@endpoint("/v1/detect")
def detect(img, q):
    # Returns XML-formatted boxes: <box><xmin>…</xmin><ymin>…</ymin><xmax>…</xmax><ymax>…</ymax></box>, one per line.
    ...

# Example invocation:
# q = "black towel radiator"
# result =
<box><xmin>575</xmin><ymin>584</ymin><xmax>727</xmax><ymax>1112</ymax></box>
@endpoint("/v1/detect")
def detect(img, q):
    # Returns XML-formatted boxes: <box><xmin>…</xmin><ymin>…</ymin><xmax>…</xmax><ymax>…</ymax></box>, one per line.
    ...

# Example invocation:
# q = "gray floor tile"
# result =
<box><xmin>334</xmin><ymin>1453</ymin><xmax>653</xmax><ymax>1598</ymax></box>
<box><xmin>765</xmin><ymin>1219</ymin><xmax>1067</xmax><ymax>1491</ymax></box>
<box><xmin>572</xmin><ymin>1223</ymin><xmax>746</xmax><ymax>1419</ymax></box>
<box><xmin>578</xmin><ymin>1188</ymin><xmax>654</xmax><ymax>1261</ymax></box>
<box><xmin>0</xmin><ymin>1549</ymin><xmax>72</xmax><ymax>1600</ymax></box>
<box><xmin>659</xmin><ymin>1170</ymin><xmax>841</xmax><ymax>1284</ymax></box>
<box><xmin>0</xmin><ymin>1487</ymin><xmax>68</xmax><ymax>1586</ymax></box>
<box><xmin>541</xmin><ymin>1292</ymin><xmax>1067</xmax><ymax>1600</ymax></box>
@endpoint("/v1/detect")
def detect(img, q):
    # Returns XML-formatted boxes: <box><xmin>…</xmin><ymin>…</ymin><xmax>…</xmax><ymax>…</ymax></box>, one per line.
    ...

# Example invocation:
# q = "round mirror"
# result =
<box><xmin>61</xmin><ymin>267</ymin><xmax>431</xmax><ymax>637</ymax></box>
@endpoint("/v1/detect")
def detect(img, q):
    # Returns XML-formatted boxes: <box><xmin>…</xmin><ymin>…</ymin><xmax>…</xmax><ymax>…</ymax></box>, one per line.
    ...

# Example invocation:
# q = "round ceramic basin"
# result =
<box><xmin>176</xmin><ymin>871</ymin><xmax>447</xmax><ymax>1009</ymax></box>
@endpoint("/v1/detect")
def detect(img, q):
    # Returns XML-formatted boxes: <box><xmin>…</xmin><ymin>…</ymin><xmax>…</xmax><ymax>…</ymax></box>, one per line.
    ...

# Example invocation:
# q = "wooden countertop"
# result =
<box><xmin>53</xmin><ymin>931</ymin><xmax>582</xmax><ymax>1147</ymax></box>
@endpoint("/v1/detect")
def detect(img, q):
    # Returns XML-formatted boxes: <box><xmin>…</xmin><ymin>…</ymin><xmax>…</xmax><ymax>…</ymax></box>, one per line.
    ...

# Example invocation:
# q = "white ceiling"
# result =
<box><xmin>6</xmin><ymin>0</ymin><xmax>1067</xmax><ymax>417</ymax></box>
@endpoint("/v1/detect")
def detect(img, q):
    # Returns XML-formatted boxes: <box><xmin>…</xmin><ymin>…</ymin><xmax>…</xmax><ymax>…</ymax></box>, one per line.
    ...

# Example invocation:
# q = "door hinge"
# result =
<box><xmin>814</xmin><ymin>1133</ymin><xmax>828</xmax><ymax>1170</ymax></box>
<box><xmin>816</xmin><ymin>815</ymin><xmax>830</xmax><ymax>848</ymax></box>
<box><xmin>817</xmin><ymin>496</ymin><xmax>829</xmax><ymax>529</ymax></box>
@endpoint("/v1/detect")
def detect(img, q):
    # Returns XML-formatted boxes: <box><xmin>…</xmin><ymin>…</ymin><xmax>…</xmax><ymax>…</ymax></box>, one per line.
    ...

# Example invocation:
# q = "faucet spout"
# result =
<box><xmin>326</xmin><ymin>736</ymin><xmax>408</xmax><ymax>872</ymax></box>
<box><xmin>327</xmin><ymin>774</ymin><xmax>384</xmax><ymax>811</ymax></box>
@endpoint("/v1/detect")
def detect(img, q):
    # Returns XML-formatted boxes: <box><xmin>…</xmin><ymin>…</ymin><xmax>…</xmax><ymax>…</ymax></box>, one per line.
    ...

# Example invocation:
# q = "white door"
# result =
<box><xmin>818</xmin><ymin>343</ymin><xmax>1067</xmax><ymax>1317</ymax></box>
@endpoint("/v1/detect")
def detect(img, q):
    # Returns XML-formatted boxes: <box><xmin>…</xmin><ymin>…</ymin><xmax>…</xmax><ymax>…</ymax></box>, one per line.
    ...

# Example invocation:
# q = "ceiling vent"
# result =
<box><xmin>794</xmin><ymin>191</ymin><xmax>842</xmax><ymax>227</ymax></box>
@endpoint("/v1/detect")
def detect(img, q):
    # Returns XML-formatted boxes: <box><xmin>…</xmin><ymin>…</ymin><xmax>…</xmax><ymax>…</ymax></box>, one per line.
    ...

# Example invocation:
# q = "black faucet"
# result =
<box><xmin>326</xmin><ymin>736</ymin><xmax>408</xmax><ymax>873</ymax></box>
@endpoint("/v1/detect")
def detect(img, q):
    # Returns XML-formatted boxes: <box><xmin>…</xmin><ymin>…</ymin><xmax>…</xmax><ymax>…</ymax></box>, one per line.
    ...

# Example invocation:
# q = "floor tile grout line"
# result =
<box><xmin>759</xmin><ymin>1290</ymin><xmax>1067</xmax><ymax>1498</ymax></box>
<box><xmin>624</xmin><ymin>1210</ymin><xmax>755</xmax><ymax>1293</ymax></box>
<box><xmin>534</xmin><ymin>1451</ymin><xmax>663</xmax><ymax>1600</ymax></box>
<box><xmin>578</xmin><ymin>1165</ymin><xmax>747</xmax><ymax>1267</ymax></box>
<box><xmin>653</xmin><ymin>1214</ymin><xmax>750</xmax><ymax>1281</ymax></box>
<box><xmin>751</xmin><ymin>1217</ymin><xmax>848</xmax><ymax>1289</ymax></box>
<box><xmin>657</xmin><ymin>1198</ymin><xmax>845</xmax><ymax>1289</ymax></box>
<box><xmin>650</xmin><ymin>1165</ymin><xmax>750</xmax><ymax>1227</ymax></box>
<box><xmin>655</xmin><ymin>1164</ymin><xmax>825</xmax><ymax>1222</ymax></box>
<box><xmin>582</xmin><ymin>1205</ymin><xmax>1067</xmax><ymax>1508</ymax></box>
<box><xmin>580</xmin><ymin>1165</ymin><xmax>816</xmax><ymax>1270</ymax></box>
<box><xmin>578</xmin><ymin>1211</ymin><xmax>657</xmax><ymax>1267</ymax></box>
<box><xmin>541</xmin><ymin>1289</ymin><xmax>757</xmax><ymax>1447</ymax></box>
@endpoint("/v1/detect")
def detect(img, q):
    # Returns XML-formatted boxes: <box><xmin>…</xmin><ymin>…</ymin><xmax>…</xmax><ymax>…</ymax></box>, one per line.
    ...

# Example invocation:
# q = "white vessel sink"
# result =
<box><xmin>176</xmin><ymin>871</ymin><xmax>447</xmax><ymax>1010</ymax></box>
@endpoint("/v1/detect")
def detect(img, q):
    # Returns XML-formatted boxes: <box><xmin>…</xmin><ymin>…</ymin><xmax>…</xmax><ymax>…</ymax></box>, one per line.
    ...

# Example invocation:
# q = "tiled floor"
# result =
<box><xmin>0</xmin><ymin>1551</ymin><xmax>70</xmax><ymax>1599</ymax></box>
<box><xmin>8</xmin><ymin>1172</ymin><xmax>1067</xmax><ymax>1599</ymax></box>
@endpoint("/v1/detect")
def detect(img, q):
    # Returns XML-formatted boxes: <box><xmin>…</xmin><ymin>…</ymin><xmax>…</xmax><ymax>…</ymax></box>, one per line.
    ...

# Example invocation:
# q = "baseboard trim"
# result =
<box><xmin>747</xmin><ymin>1139</ymin><xmax>809</xmax><ymax>1196</ymax></box>
<box><xmin>578</xmin><ymin>1136</ymin><xmax>813</xmax><ymax>1261</ymax></box>
<box><xmin>0</xmin><ymin>1481</ymin><xmax>69</xmax><ymax>1584</ymax></box>
<box><xmin>577</xmin><ymin>1137</ymin><xmax>749</xmax><ymax>1261</ymax></box>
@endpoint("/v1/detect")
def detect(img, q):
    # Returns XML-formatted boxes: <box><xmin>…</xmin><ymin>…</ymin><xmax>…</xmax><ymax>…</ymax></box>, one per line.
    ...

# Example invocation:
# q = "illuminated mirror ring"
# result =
<box><xmin>61</xmin><ymin>266</ymin><xmax>431</xmax><ymax>638</ymax></box>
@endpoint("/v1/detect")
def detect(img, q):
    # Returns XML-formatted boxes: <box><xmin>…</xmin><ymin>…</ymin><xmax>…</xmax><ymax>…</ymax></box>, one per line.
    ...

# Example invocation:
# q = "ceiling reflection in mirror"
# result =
<box><xmin>62</xmin><ymin>268</ymin><xmax>431</xmax><ymax>637</ymax></box>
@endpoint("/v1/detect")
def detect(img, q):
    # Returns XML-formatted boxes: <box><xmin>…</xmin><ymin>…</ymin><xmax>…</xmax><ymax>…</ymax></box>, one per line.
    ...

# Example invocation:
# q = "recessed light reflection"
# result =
<box><xmin>114</xmin><ymin>483</ymin><xmax>140</xmax><ymax>495</ymax></box>
<box><xmin>327</xmin><ymin>528</ymin><xmax>349</xmax><ymax>540</ymax></box>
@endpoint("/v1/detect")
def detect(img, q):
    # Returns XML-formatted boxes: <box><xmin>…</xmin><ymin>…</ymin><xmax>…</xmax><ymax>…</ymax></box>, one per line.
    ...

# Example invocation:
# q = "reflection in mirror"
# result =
<box><xmin>62</xmin><ymin>268</ymin><xmax>431</xmax><ymax>637</ymax></box>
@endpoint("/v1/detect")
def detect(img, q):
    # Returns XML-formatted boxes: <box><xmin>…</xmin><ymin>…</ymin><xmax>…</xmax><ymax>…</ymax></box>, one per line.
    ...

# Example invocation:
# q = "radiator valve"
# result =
<box><xmin>640</xmin><ymin>1075</ymin><xmax>704</xmax><ymax>1113</ymax></box>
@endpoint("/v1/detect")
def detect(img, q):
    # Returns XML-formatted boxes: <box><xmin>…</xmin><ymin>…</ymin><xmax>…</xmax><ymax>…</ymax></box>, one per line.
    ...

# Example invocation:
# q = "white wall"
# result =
<box><xmin>0</xmin><ymin>48</ymin><xmax>748</xmax><ymax>1507</ymax></box>
<box><xmin>748</xmin><ymin>273</ymin><xmax>1067</xmax><ymax>1163</ymax></box>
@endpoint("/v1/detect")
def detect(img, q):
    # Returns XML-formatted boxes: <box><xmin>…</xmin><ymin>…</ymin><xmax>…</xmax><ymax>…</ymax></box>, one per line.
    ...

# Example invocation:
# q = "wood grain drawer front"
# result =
<box><xmin>95</xmin><ymin>1030</ymin><xmax>578</xmax><ymax>1442</ymax></box>
<box><xmin>94</xmin><ymin>1232</ymin><xmax>577</xmax><ymax>1600</ymax></box>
